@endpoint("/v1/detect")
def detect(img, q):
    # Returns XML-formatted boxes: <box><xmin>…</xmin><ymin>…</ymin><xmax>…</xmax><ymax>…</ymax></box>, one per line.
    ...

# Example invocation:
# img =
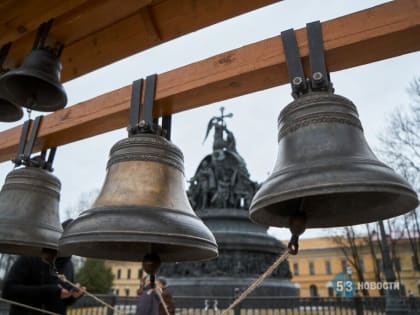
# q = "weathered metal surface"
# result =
<box><xmin>59</xmin><ymin>133</ymin><xmax>218</xmax><ymax>262</ymax></box>
<box><xmin>0</xmin><ymin>167</ymin><xmax>62</xmax><ymax>256</ymax></box>
<box><xmin>250</xmin><ymin>91</ymin><xmax>419</xmax><ymax>228</ymax></box>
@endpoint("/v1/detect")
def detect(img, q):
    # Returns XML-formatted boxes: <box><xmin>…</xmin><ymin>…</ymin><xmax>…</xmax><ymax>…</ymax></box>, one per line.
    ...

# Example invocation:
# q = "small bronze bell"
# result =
<box><xmin>0</xmin><ymin>167</ymin><xmax>62</xmax><ymax>256</ymax></box>
<box><xmin>0</xmin><ymin>49</ymin><xmax>67</xmax><ymax>112</ymax></box>
<box><xmin>59</xmin><ymin>133</ymin><xmax>218</xmax><ymax>262</ymax></box>
<box><xmin>0</xmin><ymin>117</ymin><xmax>62</xmax><ymax>256</ymax></box>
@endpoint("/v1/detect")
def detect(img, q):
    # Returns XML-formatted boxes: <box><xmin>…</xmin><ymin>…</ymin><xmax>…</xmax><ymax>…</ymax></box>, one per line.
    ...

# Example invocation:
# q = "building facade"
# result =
<box><xmin>106</xmin><ymin>261</ymin><xmax>143</xmax><ymax>296</ymax></box>
<box><xmin>288</xmin><ymin>236</ymin><xmax>420</xmax><ymax>298</ymax></box>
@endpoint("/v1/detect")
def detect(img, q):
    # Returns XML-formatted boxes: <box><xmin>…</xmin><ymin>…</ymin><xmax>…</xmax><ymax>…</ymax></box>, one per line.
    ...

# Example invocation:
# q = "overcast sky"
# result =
<box><xmin>0</xmin><ymin>0</ymin><xmax>419</xmax><ymax>241</ymax></box>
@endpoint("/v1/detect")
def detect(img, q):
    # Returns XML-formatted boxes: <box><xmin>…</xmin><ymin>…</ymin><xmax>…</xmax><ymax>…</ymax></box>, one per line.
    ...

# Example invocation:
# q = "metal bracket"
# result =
<box><xmin>281</xmin><ymin>28</ymin><xmax>308</xmax><ymax>98</ymax></box>
<box><xmin>281</xmin><ymin>21</ymin><xmax>334</xmax><ymax>98</ymax></box>
<box><xmin>162</xmin><ymin>115</ymin><xmax>172</xmax><ymax>140</ymax></box>
<box><xmin>32</xmin><ymin>19</ymin><xmax>63</xmax><ymax>58</ymax></box>
<box><xmin>306</xmin><ymin>21</ymin><xmax>333</xmax><ymax>92</ymax></box>
<box><xmin>128</xmin><ymin>78</ymin><xmax>144</xmax><ymax>135</ymax></box>
<box><xmin>0</xmin><ymin>42</ymin><xmax>11</xmax><ymax>72</ymax></box>
<box><xmin>127</xmin><ymin>74</ymin><xmax>172</xmax><ymax>140</ymax></box>
<box><xmin>13</xmin><ymin>116</ymin><xmax>57</xmax><ymax>171</ymax></box>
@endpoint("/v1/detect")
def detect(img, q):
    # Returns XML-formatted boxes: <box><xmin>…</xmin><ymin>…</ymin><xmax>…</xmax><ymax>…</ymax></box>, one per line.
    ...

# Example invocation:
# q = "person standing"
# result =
<box><xmin>1</xmin><ymin>219</ymin><xmax>85</xmax><ymax>315</ymax></box>
<box><xmin>156</xmin><ymin>277</ymin><xmax>175</xmax><ymax>315</ymax></box>
<box><xmin>135</xmin><ymin>275</ymin><xmax>160</xmax><ymax>315</ymax></box>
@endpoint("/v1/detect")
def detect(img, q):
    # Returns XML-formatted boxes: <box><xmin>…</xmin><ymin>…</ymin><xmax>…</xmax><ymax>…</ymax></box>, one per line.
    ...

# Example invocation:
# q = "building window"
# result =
<box><xmin>328</xmin><ymin>287</ymin><xmax>334</xmax><ymax>297</ymax></box>
<box><xmin>394</xmin><ymin>257</ymin><xmax>401</xmax><ymax>271</ymax></box>
<box><xmin>341</xmin><ymin>259</ymin><xmax>347</xmax><ymax>272</ymax></box>
<box><xmin>117</xmin><ymin>269</ymin><xmax>121</xmax><ymax>279</ymax></box>
<box><xmin>309</xmin><ymin>284</ymin><xmax>318</xmax><ymax>297</ymax></box>
<box><xmin>293</xmin><ymin>263</ymin><xmax>299</xmax><ymax>276</ymax></box>
<box><xmin>138</xmin><ymin>268</ymin><xmax>143</xmax><ymax>279</ymax></box>
<box><xmin>115</xmin><ymin>289</ymin><xmax>120</xmax><ymax>296</ymax></box>
<box><xmin>125</xmin><ymin>288</ymin><xmax>130</xmax><ymax>296</ymax></box>
<box><xmin>309</xmin><ymin>262</ymin><xmax>315</xmax><ymax>275</ymax></box>
<box><xmin>127</xmin><ymin>268</ymin><xmax>131</xmax><ymax>279</ymax></box>
<box><xmin>412</xmin><ymin>256</ymin><xmax>420</xmax><ymax>271</ymax></box>
<box><xmin>325</xmin><ymin>261</ymin><xmax>331</xmax><ymax>275</ymax></box>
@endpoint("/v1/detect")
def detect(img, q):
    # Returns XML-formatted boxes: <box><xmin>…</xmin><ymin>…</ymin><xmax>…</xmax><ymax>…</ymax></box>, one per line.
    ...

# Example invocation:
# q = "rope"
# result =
<box><xmin>57</xmin><ymin>274</ymin><xmax>125</xmax><ymax>315</ymax></box>
<box><xmin>0</xmin><ymin>297</ymin><xmax>61</xmax><ymax>315</ymax></box>
<box><xmin>155</xmin><ymin>288</ymin><xmax>171</xmax><ymax>315</ymax></box>
<box><xmin>221</xmin><ymin>250</ymin><xmax>291</xmax><ymax>315</ymax></box>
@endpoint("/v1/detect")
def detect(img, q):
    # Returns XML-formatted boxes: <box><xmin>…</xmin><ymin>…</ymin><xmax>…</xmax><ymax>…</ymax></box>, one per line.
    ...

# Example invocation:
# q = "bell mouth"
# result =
<box><xmin>251</xmin><ymin>187</ymin><xmax>418</xmax><ymax>229</ymax></box>
<box><xmin>59</xmin><ymin>205</ymin><xmax>219</xmax><ymax>262</ymax></box>
<box><xmin>250</xmin><ymin>161</ymin><xmax>419</xmax><ymax>228</ymax></box>
<box><xmin>0</xmin><ymin>72</ymin><xmax>67</xmax><ymax>111</ymax></box>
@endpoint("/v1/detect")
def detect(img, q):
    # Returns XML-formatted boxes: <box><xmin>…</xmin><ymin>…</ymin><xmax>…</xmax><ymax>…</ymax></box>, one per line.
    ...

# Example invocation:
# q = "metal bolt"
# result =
<box><xmin>292</xmin><ymin>76</ymin><xmax>303</xmax><ymax>86</ymax></box>
<box><xmin>312</xmin><ymin>72</ymin><xmax>323</xmax><ymax>81</ymax></box>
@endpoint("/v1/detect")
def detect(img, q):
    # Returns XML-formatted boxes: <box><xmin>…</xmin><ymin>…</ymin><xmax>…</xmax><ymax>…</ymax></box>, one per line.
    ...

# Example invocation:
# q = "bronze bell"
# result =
<box><xmin>59</xmin><ymin>133</ymin><xmax>218</xmax><ymax>262</ymax></box>
<box><xmin>0</xmin><ymin>167</ymin><xmax>62</xmax><ymax>256</ymax></box>
<box><xmin>250</xmin><ymin>91</ymin><xmax>419</xmax><ymax>228</ymax></box>
<box><xmin>0</xmin><ymin>49</ymin><xmax>67</xmax><ymax>112</ymax></box>
<box><xmin>0</xmin><ymin>96</ymin><xmax>23</xmax><ymax>122</ymax></box>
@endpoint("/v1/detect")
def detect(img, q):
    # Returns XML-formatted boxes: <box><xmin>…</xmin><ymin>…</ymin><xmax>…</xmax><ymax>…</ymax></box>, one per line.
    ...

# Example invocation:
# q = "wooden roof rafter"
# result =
<box><xmin>0</xmin><ymin>0</ymin><xmax>419</xmax><ymax>162</ymax></box>
<box><xmin>0</xmin><ymin>0</ymin><xmax>281</xmax><ymax>81</ymax></box>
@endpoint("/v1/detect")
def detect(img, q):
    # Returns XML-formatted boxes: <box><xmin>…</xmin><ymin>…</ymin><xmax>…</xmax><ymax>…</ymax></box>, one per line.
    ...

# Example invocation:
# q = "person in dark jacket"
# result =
<box><xmin>1</xmin><ymin>220</ymin><xmax>84</xmax><ymax>315</ymax></box>
<box><xmin>156</xmin><ymin>277</ymin><xmax>175</xmax><ymax>315</ymax></box>
<box><xmin>135</xmin><ymin>275</ymin><xmax>160</xmax><ymax>315</ymax></box>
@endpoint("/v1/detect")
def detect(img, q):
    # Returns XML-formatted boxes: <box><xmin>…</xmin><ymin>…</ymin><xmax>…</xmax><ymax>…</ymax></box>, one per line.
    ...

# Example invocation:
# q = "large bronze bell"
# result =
<box><xmin>0</xmin><ymin>167</ymin><xmax>62</xmax><ymax>256</ymax></box>
<box><xmin>0</xmin><ymin>49</ymin><xmax>67</xmax><ymax>112</ymax></box>
<box><xmin>250</xmin><ymin>91</ymin><xmax>419</xmax><ymax>228</ymax></box>
<box><xmin>59</xmin><ymin>132</ymin><xmax>218</xmax><ymax>262</ymax></box>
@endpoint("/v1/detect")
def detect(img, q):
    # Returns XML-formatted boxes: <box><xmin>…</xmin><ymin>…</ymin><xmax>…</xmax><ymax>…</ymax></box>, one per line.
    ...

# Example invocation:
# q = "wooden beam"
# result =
<box><xmin>0</xmin><ymin>0</ymin><xmax>419</xmax><ymax>162</ymax></box>
<box><xmin>3</xmin><ymin>0</ymin><xmax>280</xmax><ymax>81</ymax></box>
<box><xmin>0</xmin><ymin>0</ymin><xmax>88</xmax><ymax>46</ymax></box>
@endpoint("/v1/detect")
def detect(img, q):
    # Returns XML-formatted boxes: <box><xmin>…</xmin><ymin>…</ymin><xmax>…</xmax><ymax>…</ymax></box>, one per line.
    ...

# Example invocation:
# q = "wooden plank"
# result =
<box><xmin>0</xmin><ymin>0</ymin><xmax>88</xmax><ymax>46</ymax></box>
<box><xmin>0</xmin><ymin>0</ymin><xmax>419</xmax><ymax>162</ymax></box>
<box><xmin>4</xmin><ymin>0</ymin><xmax>154</xmax><ymax>67</ymax></box>
<box><xmin>2</xmin><ymin>0</ymin><xmax>281</xmax><ymax>81</ymax></box>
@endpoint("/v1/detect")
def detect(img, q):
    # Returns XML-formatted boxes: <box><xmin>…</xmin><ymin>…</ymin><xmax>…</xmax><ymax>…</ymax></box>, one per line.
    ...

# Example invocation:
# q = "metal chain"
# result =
<box><xmin>220</xmin><ymin>250</ymin><xmax>291</xmax><ymax>315</ymax></box>
<box><xmin>57</xmin><ymin>274</ymin><xmax>126</xmax><ymax>315</ymax></box>
<box><xmin>0</xmin><ymin>297</ymin><xmax>61</xmax><ymax>315</ymax></box>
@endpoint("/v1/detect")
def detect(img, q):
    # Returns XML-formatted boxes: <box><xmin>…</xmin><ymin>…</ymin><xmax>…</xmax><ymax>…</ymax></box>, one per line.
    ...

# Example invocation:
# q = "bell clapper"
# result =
<box><xmin>142</xmin><ymin>253</ymin><xmax>162</xmax><ymax>289</ymax></box>
<box><xmin>287</xmin><ymin>213</ymin><xmax>306</xmax><ymax>255</ymax></box>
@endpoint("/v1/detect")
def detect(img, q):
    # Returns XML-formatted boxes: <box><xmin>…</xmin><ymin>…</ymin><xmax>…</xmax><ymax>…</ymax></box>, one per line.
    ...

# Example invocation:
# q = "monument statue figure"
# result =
<box><xmin>159</xmin><ymin>109</ymin><xmax>296</xmax><ymax>299</ymax></box>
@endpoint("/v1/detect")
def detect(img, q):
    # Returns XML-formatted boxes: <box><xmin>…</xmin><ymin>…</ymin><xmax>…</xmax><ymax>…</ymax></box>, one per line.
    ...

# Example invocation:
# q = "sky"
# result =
<box><xmin>0</xmin><ymin>0</ymin><xmax>419</xmax><ymax>241</ymax></box>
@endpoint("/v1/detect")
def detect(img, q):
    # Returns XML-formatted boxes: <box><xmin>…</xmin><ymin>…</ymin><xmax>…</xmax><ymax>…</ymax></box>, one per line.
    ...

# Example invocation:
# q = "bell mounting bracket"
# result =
<box><xmin>33</xmin><ymin>19</ymin><xmax>63</xmax><ymax>58</ymax></box>
<box><xmin>0</xmin><ymin>42</ymin><xmax>11</xmax><ymax>73</ymax></box>
<box><xmin>281</xmin><ymin>21</ymin><xmax>333</xmax><ymax>99</ymax></box>
<box><xmin>128</xmin><ymin>74</ymin><xmax>172</xmax><ymax>140</ymax></box>
<box><xmin>13</xmin><ymin>116</ymin><xmax>57</xmax><ymax>171</ymax></box>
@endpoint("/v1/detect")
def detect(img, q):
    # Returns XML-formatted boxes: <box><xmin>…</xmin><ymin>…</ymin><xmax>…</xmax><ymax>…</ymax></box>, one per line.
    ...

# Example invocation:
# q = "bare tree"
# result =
<box><xmin>332</xmin><ymin>226</ymin><xmax>369</xmax><ymax>296</ymax></box>
<box><xmin>63</xmin><ymin>189</ymin><xmax>99</xmax><ymax>220</ymax></box>
<box><xmin>377</xmin><ymin>76</ymin><xmax>420</xmax><ymax>278</ymax></box>
<box><xmin>365</xmin><ymin>223</ymin><xmax>384</xmax><ymax>295</ymax></box>
<box><xmin>377</xmin><ymin>77</ymin><xmax>420</xmax><ymax>189</ymax></box>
